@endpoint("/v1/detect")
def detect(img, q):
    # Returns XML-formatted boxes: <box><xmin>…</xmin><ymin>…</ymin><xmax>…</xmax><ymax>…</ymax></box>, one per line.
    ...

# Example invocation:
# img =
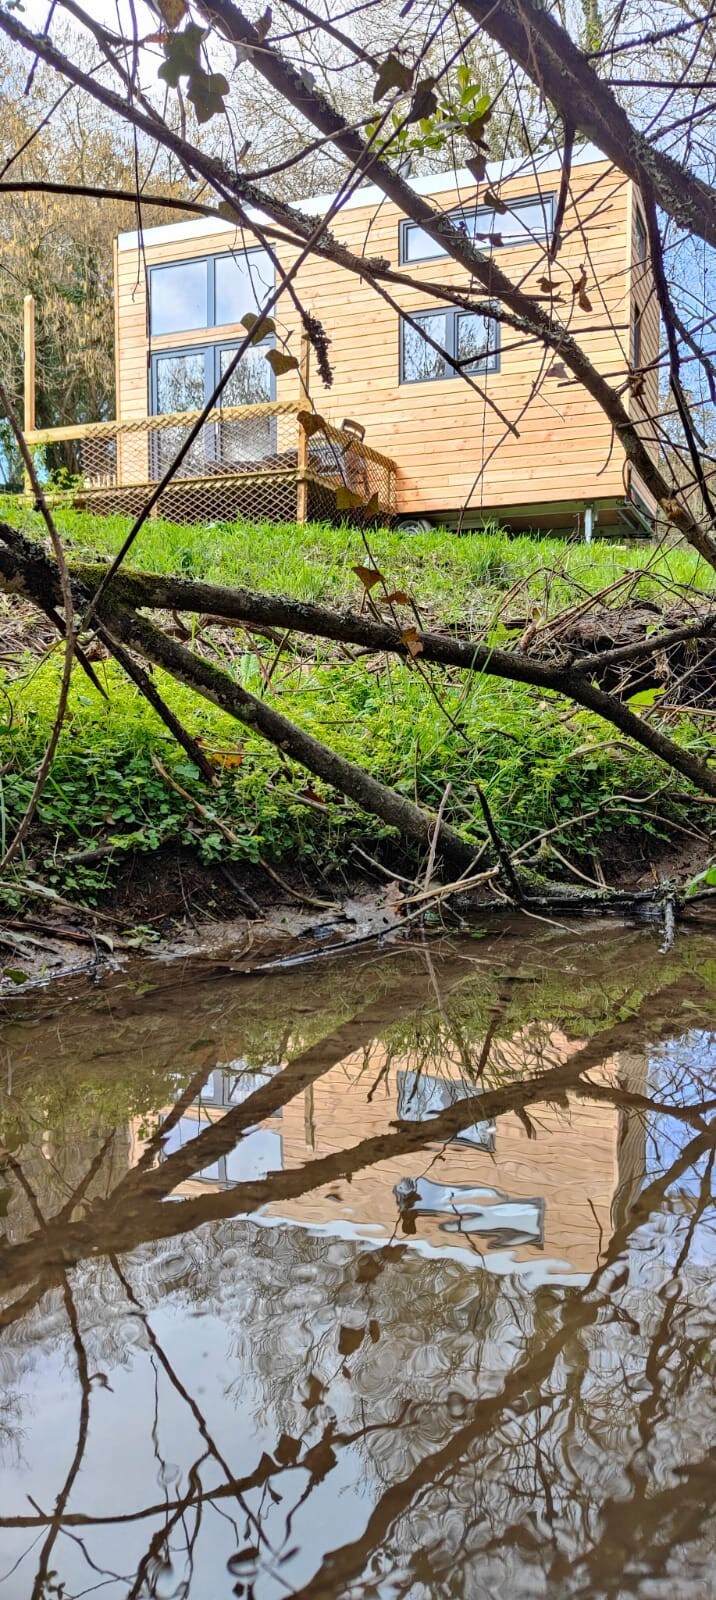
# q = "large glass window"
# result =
<box><xmin>150</xmin><ymin>339</ymin><xmax>277</xmax><ymax>475</ymax></box>
<box><xmin>215</xmin><ymin>249</ymin><xmax>274</xmax><ymax>326</ymax></box>
<box><xmin>149</xmin><ymin>247</ymin><xmax>275</xmax><ymax>336</ymax></box>
<box><xmin>149</xmin><ymin>261</ymin><xmax>208</xmax><ymax>337</ymax></box>
<box><xmin>402</xmin><ymin>310</ymin><xmax>450</xmax><ymax>382</ymax></box>
<box><xmin>401</xmin><ymin>306</ymin><xmax>498</xmax><ymax>383</ymax></box>
<box><xmin>218</xmin><ymin>344</ymin><xmax>274</xmax><ymax>463</ymax></box>
<box><xmin>401</xmin><ymin>193</ymin><xmax>554</xmax><ymax>264</ymax></box>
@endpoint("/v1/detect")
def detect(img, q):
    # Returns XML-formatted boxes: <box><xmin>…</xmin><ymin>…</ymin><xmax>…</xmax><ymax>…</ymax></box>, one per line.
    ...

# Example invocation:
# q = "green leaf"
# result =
<box><xmin>187</xmin><ymin>69</ymin><xmax>230</xmax><ymax>123</ymax></box>
<box><xmin>626</xmin><ymin>686</ymin><xmax>666</xmax><ymax>707</ymax></box>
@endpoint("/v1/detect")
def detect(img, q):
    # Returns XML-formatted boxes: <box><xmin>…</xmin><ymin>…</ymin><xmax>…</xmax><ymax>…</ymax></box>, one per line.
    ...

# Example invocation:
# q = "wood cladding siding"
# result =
<box><xmin>115</xmin><ymin>158</ymin><xmax>654</xmax><ymax>523</ymax></box>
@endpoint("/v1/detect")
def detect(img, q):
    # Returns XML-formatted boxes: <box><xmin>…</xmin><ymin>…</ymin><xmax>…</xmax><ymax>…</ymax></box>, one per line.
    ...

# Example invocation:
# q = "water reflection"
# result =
<box><xmin>0</xmin><ymin>926</ymin><xmax>714</xmax><ymax>1598</ymax></box>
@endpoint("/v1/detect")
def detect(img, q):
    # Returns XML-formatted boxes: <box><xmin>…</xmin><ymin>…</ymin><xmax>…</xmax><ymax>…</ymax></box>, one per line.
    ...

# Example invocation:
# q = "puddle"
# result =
<box><xmin>0</xmin><ymin>924</ymin><xmax>714</xmax><ymax>1597</ymax></box>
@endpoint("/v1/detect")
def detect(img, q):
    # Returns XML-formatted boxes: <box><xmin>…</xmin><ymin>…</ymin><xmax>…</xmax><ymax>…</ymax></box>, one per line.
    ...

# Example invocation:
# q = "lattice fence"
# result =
<box><xmin>24</xmin><ymin>403</ymin><xmax>397</xmax><ymax>526</ymax></box>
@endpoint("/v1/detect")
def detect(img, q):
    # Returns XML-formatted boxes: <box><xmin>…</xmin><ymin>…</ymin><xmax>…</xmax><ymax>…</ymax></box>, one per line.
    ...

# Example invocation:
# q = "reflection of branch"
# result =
<box><xmin>286</xmin><ymin>1124</ymin><xmax>716</xmax><ymax>1599</ymax></box>
<box><xmin>30</xmin><ymin>1278</ymin><xmax>91</xmax><ymax>1599</ymax></box>
<box><xmin>0</xmin><ymin>979</ymin><xmax>709</xmax><ymax>1302</ymax></box>
<box><xmin>109</xmin><ymin>1255</ymin><xmax>274</xmax><ymax>1572</ymax></box>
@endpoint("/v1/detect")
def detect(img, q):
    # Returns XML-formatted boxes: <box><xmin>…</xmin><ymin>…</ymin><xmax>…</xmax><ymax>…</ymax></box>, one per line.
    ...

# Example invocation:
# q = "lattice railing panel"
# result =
<box><xmin>25</xmin><ymin>404</ymin><xmax>397</xmax><ymax>526</ymax></box>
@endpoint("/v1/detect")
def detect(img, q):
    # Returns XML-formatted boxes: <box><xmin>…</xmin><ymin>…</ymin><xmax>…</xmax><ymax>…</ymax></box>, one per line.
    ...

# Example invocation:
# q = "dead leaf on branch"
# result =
<box><xmin>466</xmin><ymin>154</ymin><xmax>488</xmax><ymax>182</ymax></box>
<box><xmin>483</xmin><ymin>187</ymin><xmax>507</xmax><ymax>214</ymax></box>
<box><xmin>265</xmin><ymin>348</ymin><xmax>299</xmax><ymax>375</ymax></box>
<box><xmin>254</xmin><ymin>4</ymin><xmax>272</xmax><ymax>41</ymax></box>
<box><xmin>373</xmin><ymin>52</ymin><xmax>414</xmax><ymax>102</ymax></box>
<box><xmin>384</xmin><ymin>589</ymin><xmax>412</xmax><ymax>605</ymax></box>
<box><xmin>352</xmin><ymin>563</ymin><xmax>384</xmax><ymax>590</ymax></box>
<box><xmin>336</xmin><ymin>486</ymin><xmax>365</xmax><ymax>510</ymax></box>
<box><xmin>401</xmin><ymin>626</ymin><xmax>424</xmax><ymax>657</ymax></box>
<box><xmin>297</xmin><ymin>409</ymin><xmax>326</xmax><ymax>437</ymax></box>
<box><xmin>241</xmin><ymin>312</ymin><xmax>276</xmax><ymax>343</ymax></box>
<box><xmin>154</xmin><ymin>0</ymin><xmax>187</xmax><ymax>28</ymax></box>
<box><xmin>406</xmin><ymin>76</ymin><xmax>438</xmax><ymax>122</ymax></box>
<box><xmin>572</xmin><ymin>266</ymin><xmax>593</xmax><ymax>313</ymax></box>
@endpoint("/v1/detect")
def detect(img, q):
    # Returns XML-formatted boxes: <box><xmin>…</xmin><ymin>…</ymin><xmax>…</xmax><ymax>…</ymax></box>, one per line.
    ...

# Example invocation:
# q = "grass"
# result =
<box><xmin>0</xmin><ymin>502</ymin><xmax>714</xmax><ymax>912</ymax></box>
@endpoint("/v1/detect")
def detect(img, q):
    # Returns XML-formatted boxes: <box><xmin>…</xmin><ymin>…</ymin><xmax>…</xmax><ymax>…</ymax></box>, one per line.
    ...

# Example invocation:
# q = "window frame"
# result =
<box><xmin>399</xmin><ymin>304</ymin><xmax>500</xmax><ymax>385</ymax></box>
<box><xmin>399</xmin><ymin>192</ymin><xmax>555</xmax><ymax>267</ymax></box>
<box><xmin>632</xmin><ymin>301</ymin><xmax>643</xmax><ymax>369</ymax></box>
<box><xmin>149</xmin><ymin>338</ymin><xmax>276</xmax><ymax>415</ymax></box>
<box><xmin>634</xmin><ymin>207</ymin><xmax>648</xmax><ymax>265</ymax></box>
<box><xmin>148</xmin><ymin>245</ymin><xmax>275</xmax><ymax>339</ymax></box>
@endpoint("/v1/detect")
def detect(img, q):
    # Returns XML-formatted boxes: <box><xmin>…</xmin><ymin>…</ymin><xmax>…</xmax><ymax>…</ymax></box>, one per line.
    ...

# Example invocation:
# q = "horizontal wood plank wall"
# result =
<box><xmin>115</xmin><ymin>158</ymin><xmax>637</xmax><ymax>522</ymax></box>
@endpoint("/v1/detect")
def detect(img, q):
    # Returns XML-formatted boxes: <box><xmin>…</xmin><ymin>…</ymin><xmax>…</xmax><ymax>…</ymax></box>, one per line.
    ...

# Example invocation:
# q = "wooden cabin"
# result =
<box><xmin>129</xmin><ymin>1038</ymin><xmax>648</xmax><ymax>1277</ymax></box>
<box><xmin>27</xmin><ymin>146</ymin><xmax>660</xmax><ymax>536</ymax></box>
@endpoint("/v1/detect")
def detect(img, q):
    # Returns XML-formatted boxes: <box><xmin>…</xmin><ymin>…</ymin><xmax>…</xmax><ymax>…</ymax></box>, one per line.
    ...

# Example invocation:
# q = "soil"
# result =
<box><xmin>1</xmin><ymin>820</ymin><xmax>712</xmax><ymax>996</ymax></box>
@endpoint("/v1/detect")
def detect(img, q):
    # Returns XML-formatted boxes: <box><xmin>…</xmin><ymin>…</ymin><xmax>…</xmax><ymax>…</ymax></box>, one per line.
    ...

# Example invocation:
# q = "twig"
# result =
<box><xmin>423</xmin><ymin>781</ymin><xmax>452</xmax><ymax>892</ymax></box>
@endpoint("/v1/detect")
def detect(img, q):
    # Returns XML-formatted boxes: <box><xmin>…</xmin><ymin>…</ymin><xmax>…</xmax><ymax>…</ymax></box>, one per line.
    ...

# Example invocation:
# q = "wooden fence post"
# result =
<box><xmin>296</xmin><ymin>329</ymin><xmax>311</xmax><ymax>527</ymax></box>
<box><xmin>23</xmin><ymin>295</ymin><xmax>36</xmax><ymax>494</ymax></box>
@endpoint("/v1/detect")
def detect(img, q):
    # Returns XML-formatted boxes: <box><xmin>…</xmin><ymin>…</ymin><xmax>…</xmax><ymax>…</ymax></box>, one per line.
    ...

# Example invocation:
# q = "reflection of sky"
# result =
<box><xmin>646</xmin><ymin>1031</ymin><xmax>716</xmax><ymax>1194</ymax></box>
<box><xmin>161</xmin><ymin>1068</ymin><xmax>284</xmax><ymax>1187</ymax></box>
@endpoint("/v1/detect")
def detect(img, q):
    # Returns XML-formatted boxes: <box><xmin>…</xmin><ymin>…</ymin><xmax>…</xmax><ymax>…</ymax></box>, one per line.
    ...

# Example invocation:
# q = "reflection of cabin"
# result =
<box><xmin>24</xmin><ymin>146</ymin><xmax>659</xmax><ymax>536</ymax></box>
<box><xmin>131</xmin><ymin>1039</ymin><xmax>647</xmax><ymax>1277</ymax></box>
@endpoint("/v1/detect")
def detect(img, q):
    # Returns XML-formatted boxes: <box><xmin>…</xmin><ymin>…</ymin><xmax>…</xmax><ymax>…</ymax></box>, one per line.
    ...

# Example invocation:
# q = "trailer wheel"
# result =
<box><xmin>395</xmin><ymin>515</ymin><xmax>434</xmax><ymax>535</ymax></box>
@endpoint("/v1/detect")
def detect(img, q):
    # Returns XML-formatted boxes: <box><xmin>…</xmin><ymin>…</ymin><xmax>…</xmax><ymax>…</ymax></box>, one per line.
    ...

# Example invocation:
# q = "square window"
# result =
<box><xmin>215</xmin><ymin>249</ymin><xmax>274</xmax><ymax>326</ymax></box>
<box><xmin>150</xmin><ymin>260</ymin><xmax>207</xmax><ymax>336</ymax></box>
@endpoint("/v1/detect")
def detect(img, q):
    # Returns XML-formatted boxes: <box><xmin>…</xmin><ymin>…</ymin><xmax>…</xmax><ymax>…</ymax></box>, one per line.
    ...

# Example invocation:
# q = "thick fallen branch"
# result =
<box><xmin>67</xmin><ymin>555</ymin><xmax>716</xmax><ymax>797</ymax></box>
<box><xmin>0</xmin><ymin>527</ymin><xmax>480</xmax><ymax>878</ymax></box>
<box><xmin>2</xmin><ymin>525</ymin><xmax>714</xmax><ymax>799</ymax></box>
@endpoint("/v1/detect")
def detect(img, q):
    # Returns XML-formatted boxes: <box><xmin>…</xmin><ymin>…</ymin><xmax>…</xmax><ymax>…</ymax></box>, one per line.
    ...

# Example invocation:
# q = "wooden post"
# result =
<box><xmin>22</xmin><ymin>295</ymin><xmax>36</xmax><ymax>497</ymax></box>
<box><xmin>296</xmin><ymin>329</ymin><xmax>311</xmax><ymax>527</ymax></box>
<box><xmin>23</xmin><ymin>295</ymin><xmax>36</xmax><ymax>434</ymax></box>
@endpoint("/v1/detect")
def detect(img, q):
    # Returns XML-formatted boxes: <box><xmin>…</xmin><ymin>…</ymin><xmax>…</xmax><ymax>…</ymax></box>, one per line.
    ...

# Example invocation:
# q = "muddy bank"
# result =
<box><xmin>1</xmin><ymin>827</ymin><xmax>714</xmax><ymax>995</ymax></box>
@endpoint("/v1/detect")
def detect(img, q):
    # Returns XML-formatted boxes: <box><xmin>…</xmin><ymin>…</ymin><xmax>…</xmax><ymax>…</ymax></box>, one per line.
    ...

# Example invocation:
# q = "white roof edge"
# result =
<box><xmin>116</xmin><ymin>143</ymin><xmax>607</xmax><ymax>252</ymax></box>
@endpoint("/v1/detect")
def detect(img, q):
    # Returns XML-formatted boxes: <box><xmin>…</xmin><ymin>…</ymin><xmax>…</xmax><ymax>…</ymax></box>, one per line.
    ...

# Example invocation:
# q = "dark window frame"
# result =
<box><xmin>632</xmin><ymin>301</ymin><xmax>642</xmax><ymax>368</ymax></box>
<box><xmin>149</xmin><ymin>337</ymin><xmax>276</xmax><ymax>415</ymax></box>
<box><xmin>149</xmin><ymin>338</ymin><xmax>276</xmax><ymax>479</ymax></box>
<box><xmin>634</xmin><ymin>207</ymin><xmax>648</xmax><ymax>265</ymax></box>
<box><xmin>399</xmin><ymin>192</ymin><xmax>555</xmax><ymax>266</ymax></box>
<box><xmin>148</xmin><ymin>245</ymin><xmax>275</xmax><ymax>338</ymax></box>
<box><xmin>399</xmin><ymin>304</ymin><xmax>500</xmax><ymax>385</ymax></box>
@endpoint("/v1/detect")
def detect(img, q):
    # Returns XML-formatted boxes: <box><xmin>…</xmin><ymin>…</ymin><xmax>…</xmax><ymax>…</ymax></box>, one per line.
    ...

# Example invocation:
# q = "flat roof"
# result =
<box><xmin>117</xmin><ymin>142</ymin><xmax>607</xmax><ymax>252</ymax></box>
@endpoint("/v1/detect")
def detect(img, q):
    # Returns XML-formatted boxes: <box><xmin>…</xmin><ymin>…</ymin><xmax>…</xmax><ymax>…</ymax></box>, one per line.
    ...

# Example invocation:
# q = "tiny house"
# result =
<box><xmin>27</xmin><ymin>146</ymin><xmax>660</xmax><ymax>535</ymax></box>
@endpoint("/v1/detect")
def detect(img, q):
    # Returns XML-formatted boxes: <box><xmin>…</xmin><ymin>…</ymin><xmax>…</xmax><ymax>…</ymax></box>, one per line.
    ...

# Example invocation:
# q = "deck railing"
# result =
<box><xmin>24</xmin><ymin>402</ymin><xmax>397</xmax><ymax>526</ymax></box>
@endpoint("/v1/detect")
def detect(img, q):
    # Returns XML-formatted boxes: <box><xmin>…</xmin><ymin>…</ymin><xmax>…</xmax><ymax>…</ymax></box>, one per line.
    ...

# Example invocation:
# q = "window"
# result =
<box><xmin>400</xmin><ymin>306</ymin><xmax>499</xmax><ymax>383</ymax></box>
<box><xmin>150</xmin><ymin>337</ymin><xmax>276</xmax><ymax>475</ymax></box>
<box><xmin>149</xmin><ymin>247</ymin><xmax>274</xmax><ymax>337</ymax></box>
<box><xmin>400</xmin><ymin>193</ymin><xmax>554</xmax><ymax>265</ymax></box>
<box><xmin>396</xmin><ymin>1071</ymin><xmax>496</xmax><ymax>1150</ymax></box>
<box><xmin>633</xmin><ymin>302</ymin><xmax>642</xmax><ymax>368</ymax></box>
<box><xmin>634</xmin><ymin>208</ymin><xmax>648</xmax><ymax>264</ymax></box>
<box><xmin>215</xmin><ymin>250</ymin><xmax>274</xmax><ymax>327</ymax></box>
<box><xmin>149</xmin><ymin>260</ymin><xmax>208</xmax><ymax>337</ymax></box>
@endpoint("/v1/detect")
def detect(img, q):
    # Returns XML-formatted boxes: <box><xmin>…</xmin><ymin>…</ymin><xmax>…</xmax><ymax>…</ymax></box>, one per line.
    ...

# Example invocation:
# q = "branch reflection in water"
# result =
<box><xmin>0</xmin><ymin>924</ymin><xmax>714</xmax><ymax>1598</ymax></box>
